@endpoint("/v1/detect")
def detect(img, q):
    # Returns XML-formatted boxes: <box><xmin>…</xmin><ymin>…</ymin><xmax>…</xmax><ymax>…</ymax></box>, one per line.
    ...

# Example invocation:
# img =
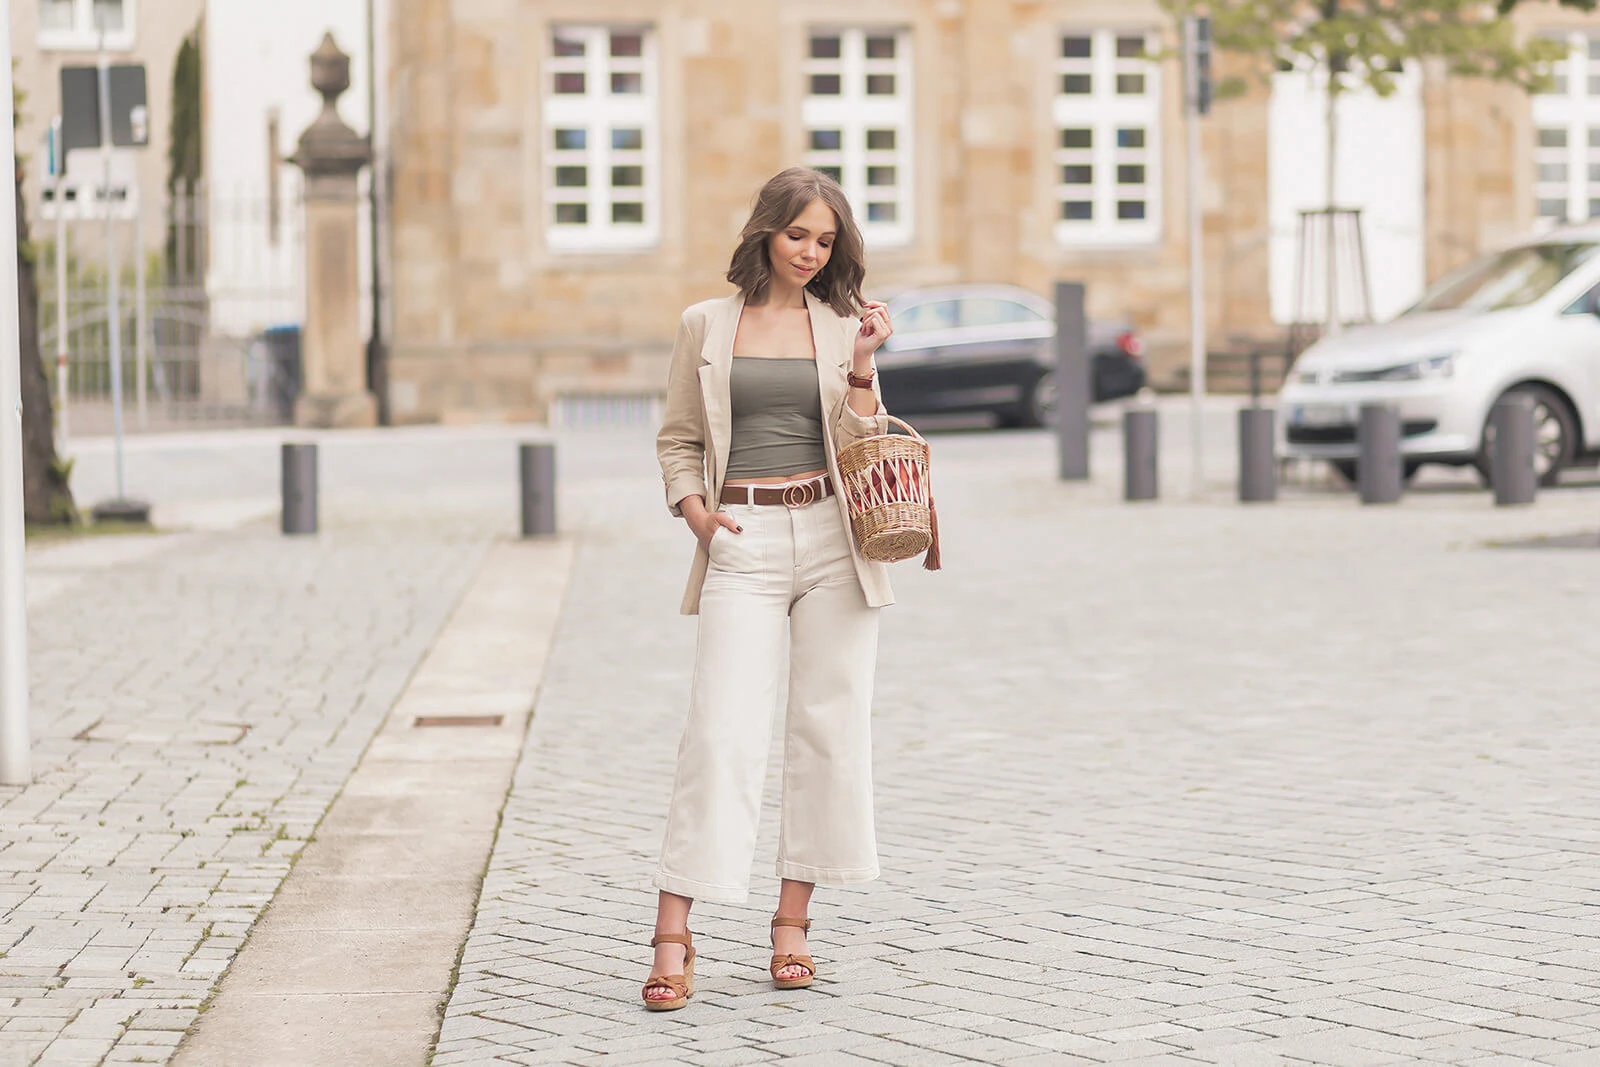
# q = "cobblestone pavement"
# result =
<box><xmin>438</xmin><ymin>427</ymin><xmax>1600</xmax><ymax>1065</ymax></box>
<box><xmin>1</xmin><ymin>499</ymin><xmax>502</xmax><ymax>1065</ymax></box>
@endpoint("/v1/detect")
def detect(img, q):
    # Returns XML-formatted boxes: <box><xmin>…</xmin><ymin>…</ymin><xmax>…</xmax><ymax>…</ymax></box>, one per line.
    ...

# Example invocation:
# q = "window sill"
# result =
<box><xmin>38</xmin><ymin>31</ymin><xmax>137</xmax><ymax>53</ymax></box>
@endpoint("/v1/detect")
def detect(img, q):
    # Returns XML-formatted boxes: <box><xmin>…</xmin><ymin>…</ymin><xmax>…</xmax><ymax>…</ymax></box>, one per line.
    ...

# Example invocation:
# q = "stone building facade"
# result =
<box><xmin>385</xmin><ymin>0</ymin><xmax>1600</xmax><ymax>423</ymax></box>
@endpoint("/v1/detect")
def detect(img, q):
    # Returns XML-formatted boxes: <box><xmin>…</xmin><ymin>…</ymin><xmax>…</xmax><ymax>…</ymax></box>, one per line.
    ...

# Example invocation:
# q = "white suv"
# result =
<box><xmin>1280</xmin><ymin>231</ymin><xmax>1600</xmax><ymax>484</ymax></box>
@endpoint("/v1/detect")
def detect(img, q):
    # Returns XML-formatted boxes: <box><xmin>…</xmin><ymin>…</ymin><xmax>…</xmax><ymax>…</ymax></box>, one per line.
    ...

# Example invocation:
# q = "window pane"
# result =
<box><xmin>554</xmin><ymin>166</ymin><xmax>588</xmax><ymax>188</ymax></box>
<box><xmin>552</xmin><ymin>29</ymin><xmax>586</xmax><ymax>57</ymax></box>
<box><xmin>1539</xmin><ymin>128</ymin><xmax>1568</xmax><ymax>149</ymax></box>
<box><xmin>815</xmin><ymin>166</ymin><xmax>843</xmax><ymax>183</ymax></box>
<box><xmin>1061</xmin><ymin>128</ymin><xmax>1093</xmax><ymax>149</ymax></box>
<box><xmin>897</xmin><ymin>301</ymin><xmax>958</xmax><ymax>332</ymax></box>
<box><xmin>612</xmin><ymin>165</ymin><xmax>644</xmax><ymax>188</ymax></box>
<box><xmin>1062</xmin><ymin>201</ymin><xmax>1093</xmax><ymax>221</ymax></box>
<box><xmin>810</xmin><ymin>129</ymin><xmax>842</xmax><ymax>151</ymax></box>
<box><xmin>867</xmin><ymin>166</ymin><xmax>897</xmax><ymax>186</ymax></box>
<box><xmin>1062</xmin><ymin>165</ymin><xmax>1093</xmax><ymax>184</ymax></box>
<box><xmin>866</xmin><ymin>74</ymin><xmax>896</xmax><ymax>95</ymax></box>
<box><xmin>613</xmin><ymin>128</ymin><xmax>644</xmax><ymax>150</ymax></box>
<box><xmin>1062</xmin><ymin>74</ymin><xmax>1092</xmax><ymax>95</ymax></box>
<box><xmin>1116</xmin><ymin>36</ymin><xmax>1145</xmax><ymax>59</ymax></box>
<box><xmin>1589</xmin><ymin>37</ymin><xmax>1600</xmax><ymax>60</ymax></box>
<box><xmin>810</xmin><ymin>74</ymin><xmax>842</xmax><ymax>96</ymax></box>
<box><xmin>555</xmin><ymin>203</ymin><xmax>588</xmax><ymax>225</ymax></box>
<box><xmin>1539</xmin><ymin>199</ymin><xmax>1568</xmax><ymax>218</ymax></box>
<box><xmin>1118</xmin><ymin>164</ymin><xmax>1147</xmax><ymax>185</ymax></box>
<box><xmin>612</xmin><ymin>202</ymin><xmax>645</xmax><ymax>224</ymax></box>
<box><xmin>811</xmin><ymin>35</ymin><xmax>842</xmax><ymax>59</ymax></box>
<box><xmin>1117</xmin><ymin>128</ymin><xmax>1147</xmax><ymax>149</ymax></box>
<box><xmin>1541</xmin><ymin>163</ymin><xmax>1571</xmax><ymax>183</ymax></box>
<box><xmin>867</xmin><ymin>202</ymin><xmax>898</xmax><ymax>222</ymax></box>
<box><xmin>1116</xmin><ymin>74</ymin><xmax>1147</xmax><ymax>96</ymax></box>
<box><xmin>1589</xmin><ymin>164</ymin><xmax>1600</xmax><ymax>182</ymax></box>
<box><xmin>610</xmin><ymin>32</ymin><xmax>643</xmax><ymax>57</ymax></box>
<box><xmin>554</xmin><ymin>128</ymin><xmax>587</xmax><ymax>150</ymax></box>
<box><xmin>1590</xmin><ymin>199</ymin><xmax>1600</xmax><ymax>218</ymax></box>
<box><xmin>555</xmin><ymin>72</ymin><xmax>586</xmax><ymax>94</ymax></box>
<box><xmin>867</xmin><ymin>129</ymin><xmax>896</xmax><ymax>150</ymax></box>
<box><xmin>866</xmin><ymin>35</ymin><xmax>896</xmax><ymax>60</ymax></box>
<box><xmin>93</xmin><ymin>0</ymin><xmax>125</xmax><ymax>32</ymax></box>
<box><xmin>40</xmin><ymin>0</ymin><xmax>74</xmax><ymax>31</ymax></box>
<box><xmin>1062</xmin><ymin>36</ymin><xmax>1091</xmax><ymax>59</ymax></box>
<box><xmin>1588</xmin><ymin>75</ymin><xmax>1600</xmax><ymax>96</ymax></box>
<box><xmin>1590</xmin><ymin>127</ymin><xmax>1600</xmax><ymax>148</ymax></box>
<box><xmin>611</xmin><ymin>72</ymin><xmax>643</xmax><ymax>94</ymax></box>
<box><xmin>1117</xmin><ymin>201</ymin><xmax>1147</xmax><ymax>220</ymax></box>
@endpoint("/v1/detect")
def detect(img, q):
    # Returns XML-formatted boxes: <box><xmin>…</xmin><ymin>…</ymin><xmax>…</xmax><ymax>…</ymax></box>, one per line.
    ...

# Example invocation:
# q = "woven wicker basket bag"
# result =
<box><xmin>835</xmin><ymin>416</ymin><xmax>941</xmax><ymax>571</ymax></box>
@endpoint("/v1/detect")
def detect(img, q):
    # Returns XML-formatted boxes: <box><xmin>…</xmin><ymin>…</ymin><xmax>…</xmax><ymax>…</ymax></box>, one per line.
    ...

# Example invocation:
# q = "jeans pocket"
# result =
<box><xmin>708</xmin><ymin>506</ymin><xmax>761</xmax><ymax>572</ymax></box>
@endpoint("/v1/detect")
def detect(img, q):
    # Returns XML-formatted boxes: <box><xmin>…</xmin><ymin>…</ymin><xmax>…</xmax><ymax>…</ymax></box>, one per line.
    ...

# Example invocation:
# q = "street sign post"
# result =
<box><xmin>47</xmin><ymin>118</ymin><xmax>69</xmax><ymax>447</ymax></box>
<box><xmin>1184</xmin><ymin>15</ymin><xmax>1212</xmax><ymax>498</ymax></box>
<box><xmin>0</xmin><ymin>0</ymin><xmax>34</xmax><ymax>785</ymax></box>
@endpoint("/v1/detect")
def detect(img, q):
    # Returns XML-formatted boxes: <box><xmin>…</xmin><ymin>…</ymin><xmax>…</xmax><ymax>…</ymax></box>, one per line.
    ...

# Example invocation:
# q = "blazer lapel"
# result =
<box><xmin>697</xmin><ymin>293</ymin><xmax>743</xmax><ymax>494</ymax></box>
<box><xmin>806</xmin><ymin>291</ymin><xmax>851</xmax><ymax>432</ymax></box>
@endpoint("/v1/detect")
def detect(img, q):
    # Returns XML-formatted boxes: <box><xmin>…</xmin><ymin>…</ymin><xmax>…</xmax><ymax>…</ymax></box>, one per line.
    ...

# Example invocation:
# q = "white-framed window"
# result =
<box><xmin>1532</xmin><ymin>33</ymin><xmax>1600</xmax><ymax>227</ymax></box>
<box><xmin>802</xmin><ymin>28</ymin><xmax>914</xmax><ymax>247</ymax></box>
<box><xmin>38</xmin><ymin>0</ymin><xmax>135</xmax><ymax>51</ymax></box>
<box><xmin>1052</xmin><ymin>29</ymin><xmax>1161</xmax><ymax>247</ymax></box>
<box><xmin>543</xmin><ymin>24</ymin><xmax>660</xmax><ymax>252</ymax></box>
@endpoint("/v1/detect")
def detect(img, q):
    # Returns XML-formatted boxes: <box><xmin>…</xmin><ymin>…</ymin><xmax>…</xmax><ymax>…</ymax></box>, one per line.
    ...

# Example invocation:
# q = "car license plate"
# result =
<box><xmin>1292</xmin><ymin>404</ymin><xmax>1349</xmax><ymax>427</ymax></box>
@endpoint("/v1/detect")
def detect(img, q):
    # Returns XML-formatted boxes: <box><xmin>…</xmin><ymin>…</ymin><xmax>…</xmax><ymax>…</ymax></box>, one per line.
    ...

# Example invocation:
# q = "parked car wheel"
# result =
<box><xmin>1476</xmin><ymin>384</ymin><xmax>1578</xmax><ymax>488</ymax></box>
<box><xmin>1021</xmin><ymin>374</ymin><xmax>1057</xmax><ymax>428</ymax></box>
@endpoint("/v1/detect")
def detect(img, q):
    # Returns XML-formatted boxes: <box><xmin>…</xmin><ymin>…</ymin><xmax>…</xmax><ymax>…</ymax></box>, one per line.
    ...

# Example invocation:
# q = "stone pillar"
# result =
<box><xmin>289</xmin><ymin>33</ymin><xmax>377</xmax><ymax>429</ymax></box>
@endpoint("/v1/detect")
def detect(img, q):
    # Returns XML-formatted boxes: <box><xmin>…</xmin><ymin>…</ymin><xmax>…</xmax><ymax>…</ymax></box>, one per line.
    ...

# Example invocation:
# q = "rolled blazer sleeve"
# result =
<box><xmin>656</xmin><ymin>312</ymin><xmax>709</xmax><ymax>516</ymax></box>
<box><xmin>834</xmin><ymin>317</ymin><xmax>890</xmax><ymax>448</ymax></box>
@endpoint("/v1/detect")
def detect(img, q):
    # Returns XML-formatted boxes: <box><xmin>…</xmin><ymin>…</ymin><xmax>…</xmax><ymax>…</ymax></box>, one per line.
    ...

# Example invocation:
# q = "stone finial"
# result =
<box><xmin>290</xmin><ymin>32</ymin><xmax>371</xmax><ymax>180</ymax></box>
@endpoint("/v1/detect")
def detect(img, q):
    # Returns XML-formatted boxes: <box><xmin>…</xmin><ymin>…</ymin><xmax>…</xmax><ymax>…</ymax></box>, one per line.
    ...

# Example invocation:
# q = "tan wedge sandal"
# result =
<box><xmin>770</xmin><ymin>917</ymin><xmax>816</xmax><ymax>990</ymax></box>
<box><xmin>641</xmin><ymin>930</ymin><xmax>695</xmax><ymax>1011</ymax></box>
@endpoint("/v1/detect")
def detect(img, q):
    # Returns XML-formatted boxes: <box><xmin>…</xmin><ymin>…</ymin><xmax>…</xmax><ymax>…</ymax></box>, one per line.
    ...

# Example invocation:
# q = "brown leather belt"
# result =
<box><xmin>719</xmin><ymin>475</ymin><xmax>834</xmax><ymax>508</ymax></box>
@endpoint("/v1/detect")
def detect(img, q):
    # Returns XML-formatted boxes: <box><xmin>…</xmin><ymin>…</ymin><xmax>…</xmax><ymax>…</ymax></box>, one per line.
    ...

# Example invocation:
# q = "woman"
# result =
<box><xmin>643</xmin><ymin>168</ymin><xmax>896</xmax><ymax>1009</ymax></box>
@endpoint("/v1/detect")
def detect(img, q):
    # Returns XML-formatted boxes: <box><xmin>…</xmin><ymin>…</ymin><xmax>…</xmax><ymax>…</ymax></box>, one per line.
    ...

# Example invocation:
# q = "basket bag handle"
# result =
<box><xmin>872</xmin><ymin>415</ymin><xmax>939</xmax><ymax>572</ymax></box>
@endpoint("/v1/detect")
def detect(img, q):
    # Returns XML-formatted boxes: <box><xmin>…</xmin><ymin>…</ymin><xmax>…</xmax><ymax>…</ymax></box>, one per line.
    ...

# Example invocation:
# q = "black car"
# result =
<box><xmin>875</xmin><ymin>285</ymin><xmax>1146</xmax><ymax>427</ymax></box>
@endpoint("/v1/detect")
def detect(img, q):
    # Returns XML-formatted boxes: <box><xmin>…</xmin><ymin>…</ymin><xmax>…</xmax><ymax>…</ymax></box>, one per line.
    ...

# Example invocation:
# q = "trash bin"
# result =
<box><xmin>259</xmin><ymin>325</ymin><xmax>302</xmax><ymax>421</ymax></box>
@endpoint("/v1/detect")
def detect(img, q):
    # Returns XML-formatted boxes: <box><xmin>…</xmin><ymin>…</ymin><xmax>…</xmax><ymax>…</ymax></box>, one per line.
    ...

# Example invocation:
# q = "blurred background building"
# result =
<box><xmin>10</xmin><ymin>0</ymin><xmax>1600</xmax><ymax>429</ymax></box>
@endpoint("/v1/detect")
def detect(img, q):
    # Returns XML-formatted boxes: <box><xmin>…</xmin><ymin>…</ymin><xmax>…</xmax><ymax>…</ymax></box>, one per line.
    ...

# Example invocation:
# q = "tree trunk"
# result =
<box><xmin>15</xmin><ymin>162</ymin><xmax>77</xmax><ymax>526</ymax></box>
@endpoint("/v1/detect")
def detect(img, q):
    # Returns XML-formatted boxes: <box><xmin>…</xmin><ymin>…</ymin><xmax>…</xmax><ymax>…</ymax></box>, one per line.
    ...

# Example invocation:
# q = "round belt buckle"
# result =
<box><xmin>782</xmin><ymin>481</ymin><xmax>818</xmax><ymax>509</ymax></box>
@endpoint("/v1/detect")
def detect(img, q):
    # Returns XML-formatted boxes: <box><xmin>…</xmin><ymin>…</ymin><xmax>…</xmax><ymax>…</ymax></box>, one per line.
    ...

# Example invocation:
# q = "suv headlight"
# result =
<box><xmin>1377</xmin><ymin>353</ymin><xmax>1456</xmax><ymax>381</ymax></box>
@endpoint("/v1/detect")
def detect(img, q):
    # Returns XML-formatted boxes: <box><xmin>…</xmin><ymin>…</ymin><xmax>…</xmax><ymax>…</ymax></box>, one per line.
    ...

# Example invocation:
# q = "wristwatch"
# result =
<box><xmin>847</xmin><ymin>368</ymin><xmax>876</xmax><ymax>389</ymax></box>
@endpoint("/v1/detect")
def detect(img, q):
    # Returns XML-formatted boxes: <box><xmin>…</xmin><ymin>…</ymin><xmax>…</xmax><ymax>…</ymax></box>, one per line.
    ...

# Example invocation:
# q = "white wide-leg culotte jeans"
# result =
<box><xmin>654</xmin><ymin>495</ymin><xmax>881</xmax><ymax>904</ymax></box>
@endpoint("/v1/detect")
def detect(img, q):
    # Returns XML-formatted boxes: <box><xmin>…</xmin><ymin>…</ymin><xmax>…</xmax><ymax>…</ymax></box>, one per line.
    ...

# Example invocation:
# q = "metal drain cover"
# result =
<box><xmin>412</xmin><ymin>715</ymin><xmax>505</xmax><ymax>728</ymax></box>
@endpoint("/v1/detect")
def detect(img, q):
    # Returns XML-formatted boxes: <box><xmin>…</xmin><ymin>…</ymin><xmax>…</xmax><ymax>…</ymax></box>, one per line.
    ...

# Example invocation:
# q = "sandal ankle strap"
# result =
<box><xmin>650</xmin><ymin>931</ymin><xmax>694</xmax><ymax>949</ymax></box>
<box><xmin>771</xmin><ymin>916</ymin><xmax>812</xmax><ymax>931</ymax></box>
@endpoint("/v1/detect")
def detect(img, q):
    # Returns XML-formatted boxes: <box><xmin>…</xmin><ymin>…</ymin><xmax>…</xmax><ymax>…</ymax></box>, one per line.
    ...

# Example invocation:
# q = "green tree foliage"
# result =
<box><xmin>166</xmin><ymin>26</ymin><xmax>202</xmax><ymax>282</ymax></box>
<box><xmin>1158</xmin><ymin>0</ymin><xmax>1596</xmax><ymax>99</ymax></box>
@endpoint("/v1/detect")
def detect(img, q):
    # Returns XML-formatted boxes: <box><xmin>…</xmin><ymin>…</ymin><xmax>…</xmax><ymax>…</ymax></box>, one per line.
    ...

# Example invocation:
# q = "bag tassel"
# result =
<box><xmin>923</xmin><ymin>498</ymin><xmax>942</xmax><ymax>571</ymax></box>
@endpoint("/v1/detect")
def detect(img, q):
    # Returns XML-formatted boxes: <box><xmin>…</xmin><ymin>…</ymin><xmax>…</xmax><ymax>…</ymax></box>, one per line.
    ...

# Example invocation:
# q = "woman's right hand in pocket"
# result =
<box><xmin>682</xmin><ymin>497</ymin><xmax>742</xmax><ymax>552</ymax></box>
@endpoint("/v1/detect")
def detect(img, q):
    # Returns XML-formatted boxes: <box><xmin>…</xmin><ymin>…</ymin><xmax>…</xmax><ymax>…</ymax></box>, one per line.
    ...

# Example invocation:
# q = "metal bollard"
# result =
<box><xmin>1238</xmin><ymin>406</ymin><xmax>1277</xmax><ymax>503</ymax></box>
<box><xmin>281</xmin><ymin>442</ymin><xmax>318</xmax><ymax>535</ymax></box>
<box><xmin>1055</xmin><ymin>281</ymin><xmax>1091</xmax><ymax>481</ymax></box>
<box><xmin>1123</xmin><ymin>406</ymin><xmax>1159</xmax><ymax>501</ymax></box>
<box><xmin>1357</xmin><ymin>404</ymin><xmax>1403</xmax><ymax>505</ymax></box>
<box><xmin>1490</xmin><ymin>393</ymin><xmax>1538</xmax><ymax>507</ymax></box>
<box><xmin>519</xmin><ymin>442</ymin><xmax>557</xmax><ymax>537</ymax></box>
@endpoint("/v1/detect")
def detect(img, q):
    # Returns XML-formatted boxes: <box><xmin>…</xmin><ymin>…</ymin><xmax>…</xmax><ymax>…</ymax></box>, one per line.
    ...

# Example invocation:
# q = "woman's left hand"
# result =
<box><xmin>854</xmin><ymin>301</ymin><xmax>893</xmax><ymax>365</ymax></box>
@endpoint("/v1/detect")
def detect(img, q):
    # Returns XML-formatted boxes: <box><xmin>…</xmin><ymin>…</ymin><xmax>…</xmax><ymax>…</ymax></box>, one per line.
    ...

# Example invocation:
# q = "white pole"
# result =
<box><xmin>52</xmin><ymin>123</ymin><xmax>69</xmax><ymax>448</ymax></box>
<box><xmin>1324</xmin><ymin>72</ymin><xmax>1341</xmax><ymax>339</ymax></box>
<box><xmin>1185</xmin><ymin>17</ymin><xmax>1208</xmax><ymax>498</ymax></box>
<box><xmin>134</xmin><ymin>175</ymin><xmax>146</xmax><ymax>430</ymax></box>
<box><xmin>98</xmin><ymin>35</ymin><xmax>126</xmax><ymax>498</ymax></box>
<box><xmin>0</xmin><ymin>0</ymin><xmax>35</xmax><ymax>785</ymax></box>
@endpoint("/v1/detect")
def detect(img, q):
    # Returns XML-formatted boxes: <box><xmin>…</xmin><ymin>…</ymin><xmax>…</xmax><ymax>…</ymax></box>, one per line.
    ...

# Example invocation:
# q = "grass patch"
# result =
<box><xmin>25</xmin><ymin>519</ymin><xmax>160</xmax><ymax>543</ymax></box>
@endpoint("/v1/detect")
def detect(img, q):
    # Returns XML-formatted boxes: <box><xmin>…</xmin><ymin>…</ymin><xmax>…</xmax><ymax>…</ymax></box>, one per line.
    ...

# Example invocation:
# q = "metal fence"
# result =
<box><xmin>33</xmin><ymin>180</ymin><xmax>365</xmax><ymax>438</ymax></box>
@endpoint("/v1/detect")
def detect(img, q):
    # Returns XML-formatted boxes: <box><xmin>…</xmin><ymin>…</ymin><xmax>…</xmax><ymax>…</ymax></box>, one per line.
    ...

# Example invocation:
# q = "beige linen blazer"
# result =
<box><xmin>656</xmin><ymin>290</ymin><xmax>896</xmax><ymax>615</ymax></box>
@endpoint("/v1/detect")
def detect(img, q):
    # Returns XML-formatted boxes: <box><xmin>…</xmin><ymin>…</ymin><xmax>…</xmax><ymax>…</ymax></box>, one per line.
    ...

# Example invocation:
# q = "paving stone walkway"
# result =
<box><xmin>0</xmin><ymin>505</ymin><xmax>498</xmax><ymax>1065</ymax></box>
<box><xmin>437</xmin><ymin>430</ymin><xmax>1600</xmax><ymax>1066</ymax></box>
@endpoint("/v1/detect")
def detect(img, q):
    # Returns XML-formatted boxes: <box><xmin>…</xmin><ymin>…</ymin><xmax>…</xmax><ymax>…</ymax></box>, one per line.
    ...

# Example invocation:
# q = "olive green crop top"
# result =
<box><xmin>724</xmin><ymin>357</ymin><xmax>828</xmax><ymax>480</ymax></box>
